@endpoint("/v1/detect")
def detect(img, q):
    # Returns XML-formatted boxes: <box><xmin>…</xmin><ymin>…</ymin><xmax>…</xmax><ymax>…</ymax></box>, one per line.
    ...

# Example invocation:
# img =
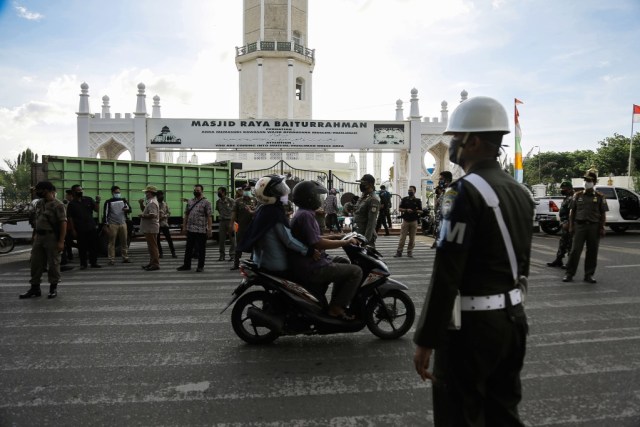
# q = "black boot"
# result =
<box><xmin>547</xmin><ymin>258</ymin><xmax>563</xmax><ymax>267</ymax></box>
<box><xmin>19</xmin><ymin>285</ymin><xmax>41</xmax><ymax>299</ymax></box>
<box><xmin>48</xmin><ymin>283</ymin><xmax>58</xmax><ymax>299</ymax></box>
<box><xmin>230</xmin><ymin>253</ymin><xmax>240</xmax><ymax>270</ymax></box>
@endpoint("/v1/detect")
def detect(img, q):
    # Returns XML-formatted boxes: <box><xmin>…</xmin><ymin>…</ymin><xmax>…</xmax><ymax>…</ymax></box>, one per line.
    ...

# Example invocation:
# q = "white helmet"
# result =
<box><xmin>254</xmin><ymin>174</ymin><xmax>289</xmax><ymax>205</ymax></box>
<box><xmin>444</xmin><ymin>96</ymin><xmax>510</xmax><ymax>135</ymax></box>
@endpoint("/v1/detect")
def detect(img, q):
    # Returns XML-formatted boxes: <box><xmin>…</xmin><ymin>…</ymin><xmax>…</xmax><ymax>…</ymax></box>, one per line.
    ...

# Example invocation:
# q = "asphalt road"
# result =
<box><xmin>1</xmin><ymin>230</ymin><xmax>639</xmax><ymax>426</ymax></box>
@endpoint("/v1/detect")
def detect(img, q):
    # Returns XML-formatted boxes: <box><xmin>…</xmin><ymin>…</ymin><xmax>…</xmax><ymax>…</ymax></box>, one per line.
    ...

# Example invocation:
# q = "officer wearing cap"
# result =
<box><xmin>413</xmin><ymin>96</ymin><xmax>532</xmax><ymax>426</ymax></box>
<box><xmin>354</xmin><ymin>174</ymin><xmax>380</xmax><ymax>246</ymax></box>
<box><xmin>20</xmin><ymin>181</ymin><xmax>67</xmax><ymax>299</ymax></box>
<box><xmin>547</xmin><ymin>181</ymin><xmax>574</xmax><ymax>268</ymax></box>
<box><xmin>563</xmin><ymin>169</ymin><xmax>608</xmax><ymax>284</ymax></box>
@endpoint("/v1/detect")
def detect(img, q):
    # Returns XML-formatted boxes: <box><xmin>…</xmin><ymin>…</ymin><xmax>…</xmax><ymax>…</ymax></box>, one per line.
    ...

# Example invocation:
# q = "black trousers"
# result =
<box><xmin>376</xmin><ymin>208</ymin><xmax>391</xmax><ymax>232</ymax></box>
<box><xmin>76</xmin><ymin>229</ymin><xmax>99</xmax><ymax>267</ymax></box>
<box><xmin>432</xmin><ymin>307</ymin><xmax>528</xmax><ymax>427</ymax></box>
<box><xmin>183</xmin><ymin>231</ymin><xmax>207</xmax><ymax>269</ymax></box>
<box><xmin>157</xmin><ymin>226</ymin><xmax>176</xmax><ymax>256</ymax></box>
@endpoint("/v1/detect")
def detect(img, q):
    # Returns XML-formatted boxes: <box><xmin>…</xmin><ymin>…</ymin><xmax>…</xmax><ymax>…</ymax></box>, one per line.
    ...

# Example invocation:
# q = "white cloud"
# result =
<box><xmin>14</xmin><ymin>3</ymin><xmax>44</xmax><ymax>21</ymax></box>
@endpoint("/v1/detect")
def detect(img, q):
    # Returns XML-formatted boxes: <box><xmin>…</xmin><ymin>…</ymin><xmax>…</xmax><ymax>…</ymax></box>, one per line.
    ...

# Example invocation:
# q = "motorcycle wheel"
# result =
<box><xmin>540</xmin><ymin>222</ymin><xmax>561</xmax><ymax>235</ymax></box>
<box><xmin>231</xmin><ymin>291</ymin><xmax>280</xmax><ymax>345</ymax></box>
<box><xmin>0</xmin><ymin>236</ymin><xmax>15</xmax><ymax>254</ymax></box>
<box><xmin>365</xmin><ymin>290</ymin><xmax>415</xmax><ymax>339</ymax></box>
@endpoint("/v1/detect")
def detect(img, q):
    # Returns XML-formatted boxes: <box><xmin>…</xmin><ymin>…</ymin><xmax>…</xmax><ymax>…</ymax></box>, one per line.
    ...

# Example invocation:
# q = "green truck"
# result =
<box><xmin>32</xmin><ymin>155</ymin><xmax>241</xmax><ymax>234</ymax></box>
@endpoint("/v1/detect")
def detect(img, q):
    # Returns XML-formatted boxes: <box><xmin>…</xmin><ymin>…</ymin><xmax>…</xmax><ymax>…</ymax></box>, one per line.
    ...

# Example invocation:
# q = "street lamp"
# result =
<box><xmin>532</xmin><ymin>146</ymin><xmax>541</xmax><ymax>183</ymax></box>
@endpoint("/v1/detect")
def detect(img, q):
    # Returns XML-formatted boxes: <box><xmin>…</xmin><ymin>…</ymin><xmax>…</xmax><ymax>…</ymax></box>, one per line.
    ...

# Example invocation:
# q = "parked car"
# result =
<box><xmin>535</xmin><ymin>186</ymin><xmax>640</xmax><ymax>234</ymax></box>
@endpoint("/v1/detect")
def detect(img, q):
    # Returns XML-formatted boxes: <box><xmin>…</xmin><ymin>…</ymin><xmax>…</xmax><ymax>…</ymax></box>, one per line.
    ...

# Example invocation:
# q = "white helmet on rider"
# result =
<box><xmin>254</xmin><ymin>174</ymin><xmax>289</xmax><ymax>205</ymax></box>
<box><xmin>444</xmin><ymin>96</ymin><xmax>511</xmax><ymax>135</ymax></box>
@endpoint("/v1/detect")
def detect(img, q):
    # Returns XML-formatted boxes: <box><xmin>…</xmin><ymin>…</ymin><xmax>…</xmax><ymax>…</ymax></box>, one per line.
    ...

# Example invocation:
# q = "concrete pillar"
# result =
<box><xmin>134</xmin><ymin>83</ymin><xmax>148</xmax><ymax>161</ymax></box>
<box><xmin>288</xmin><ymin>59</ymin><xmax>294</xmax><ymax>119</ymax></box>
<box><xmin>408</xmin><ymin>88</ymin><xmax>423</xmax><ymax>196</ymax></box>
<box><xmin>257</xmin><ymin>58</ymin><xmax>263</xmax><ymax>119</ymax></box>
<box><xmin>101</xmin><ymin>95</ymin><xmax>110</xmax><ymax>118</ymax></box>
<box><xmin>152</xmin><ymin>95</ymin><xmax>161</xmax><ymax>118</ymax></box>
<box><xmin>76</xmin><ymin>82</ymin><xmax>90</xmax><ymax>158</ymax></box>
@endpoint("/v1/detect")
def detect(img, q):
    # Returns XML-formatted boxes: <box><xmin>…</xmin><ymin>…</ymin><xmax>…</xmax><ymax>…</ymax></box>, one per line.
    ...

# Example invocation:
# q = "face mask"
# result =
<box><xmin>584</xmin><ymin>182</ymin><xmax>594</xmax><ymax>190</ymax></box>
<box><xmin>359</xmin><ymin>184</ymin><xmax>368</xmax><ymax>193</ymax></box>
<box><xmin>193</xmin><ymin>191</ymin><xmax>202</xmax><ymax>197</ymax></box>
<box><xmin>217</xmin><ymin>192</ymin><xmax>223</xmax><ymax>198</ymax></box>
<box><xmin>408</xmin><ymin>191</ymin><xmax>415</xmax><ymax>197</ymax></box>
<box><xmin>243</xmin><ymin>191</ymin><xmax>251</xmax><ymax>197</ymax></box>
<box><xmin>157</xmin><ymin>197</ymin><xmax>164</xmax><ymax>202</ymax></box>
<box><xmin>36</xmin><ymin>190</ymin><xmax>46</xmax><ymax>198</ymax></box>
<box><xmin>280</xmin><ymin>195</ymin><xmax>289</xmax><ymax>204</ymax></box>
<box><xmin>113</xmin><ymin>193</ymin><xmax>121</xmax><ymax>199</ymax></box>
<box><xmin>448</xmin><ymin>133</ymin><xmax>470</xmax><ymax>166</ymax></box>
<box><xmin>75</xmin><ymin>191</ymin><xmax>83</xmax><ymax>198</ymax></box>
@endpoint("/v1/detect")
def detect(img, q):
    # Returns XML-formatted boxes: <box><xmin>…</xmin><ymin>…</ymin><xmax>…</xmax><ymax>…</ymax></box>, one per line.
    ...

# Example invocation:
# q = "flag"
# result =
<box><xmin>514</xmin><ymin>99</ymin><xmax>523</xmax><ymax>183</ymax></box>
<box><xmin>634</xmin><ymin>104</ymin><xmax>640</xmax><ymax>123</ymax></box>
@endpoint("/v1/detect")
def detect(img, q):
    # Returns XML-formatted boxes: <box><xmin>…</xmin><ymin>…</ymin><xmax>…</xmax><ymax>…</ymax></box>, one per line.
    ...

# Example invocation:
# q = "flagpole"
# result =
<box><xmin>630</xmin><ymin>114</ymin><xmax>634</xmax><ymax>189</ymax></box>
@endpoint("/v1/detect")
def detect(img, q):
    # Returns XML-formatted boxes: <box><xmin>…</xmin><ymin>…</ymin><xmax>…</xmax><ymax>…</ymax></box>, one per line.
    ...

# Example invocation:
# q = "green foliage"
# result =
<box><xmin>523</xmin><ymin>132</ymin><xmax>640</xmax><ymax>191</ymax></box>
<box><xmin>0</xmin><ymin>149</ymin><xmax>38</xmax><ymax>206</ymax></box>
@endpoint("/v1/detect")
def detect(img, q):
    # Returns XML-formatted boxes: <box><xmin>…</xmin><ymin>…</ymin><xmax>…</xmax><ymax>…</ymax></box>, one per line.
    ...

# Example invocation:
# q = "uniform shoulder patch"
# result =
<box><xmin>441</xmin><ymin>188</ymin><xmax>458</xmax><ymax>218</ymax></box>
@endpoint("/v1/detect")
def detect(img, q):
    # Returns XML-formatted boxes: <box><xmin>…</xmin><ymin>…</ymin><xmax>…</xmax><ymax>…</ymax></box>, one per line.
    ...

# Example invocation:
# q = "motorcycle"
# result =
<box><xmin>420</xmin><ymin>206</ymin><xmax>436</xmax><ymax>236</ymax></box>
<box><xmin>222</xmin><ymin>232</ymin><xmax>415</xmax><ymax>344</ymax></box>
<box><xmin>0</xmin><ymin>225</ymin><xmax>15</xmax><ymax>254</ymax></box>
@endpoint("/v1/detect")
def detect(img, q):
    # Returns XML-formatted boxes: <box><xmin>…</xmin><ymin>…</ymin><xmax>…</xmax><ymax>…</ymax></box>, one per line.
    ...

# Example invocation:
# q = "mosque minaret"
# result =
<box><xmin>219</xmin><ymin>0</ymin><xmax>356</xmax><ymax>181</ymax></box>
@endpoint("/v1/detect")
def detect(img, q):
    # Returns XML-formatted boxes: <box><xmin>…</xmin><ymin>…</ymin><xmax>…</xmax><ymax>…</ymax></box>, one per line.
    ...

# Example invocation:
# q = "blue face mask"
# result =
<box><xmin>113</xmin><ymin>193</ymin><xmax>122</xmax><ymax>199</ymax></box>
<box><xmin>244</xmin><ymin>191</ymin><xmax>251</xmax><ymax>197</ymax></box>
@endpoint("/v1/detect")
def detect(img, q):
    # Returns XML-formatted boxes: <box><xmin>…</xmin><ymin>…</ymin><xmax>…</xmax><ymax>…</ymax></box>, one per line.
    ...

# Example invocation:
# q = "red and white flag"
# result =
<box><xmin>634</xmin><ymin>104</ymin><xmax>640</xmax><ymax>123</ymax></box>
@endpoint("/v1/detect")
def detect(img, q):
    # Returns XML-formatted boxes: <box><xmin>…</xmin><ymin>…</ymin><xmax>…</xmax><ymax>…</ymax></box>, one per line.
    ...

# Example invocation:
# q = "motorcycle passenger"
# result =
<box><xmin>290</xmin><ymin>180</ymin><xmax>362</xmax><ymax>320</ymax></box>
<box><xmin>238</xmin><ymin>175</ymin><xmax>317</xmax><ymax>274</ymax></box>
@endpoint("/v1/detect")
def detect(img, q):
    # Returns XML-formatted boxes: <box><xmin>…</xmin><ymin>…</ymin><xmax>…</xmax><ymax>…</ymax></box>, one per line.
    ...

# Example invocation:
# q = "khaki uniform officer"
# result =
<box><xmin>563</xmin><ymin>169</ymin><xmax>608</xmax><ymax>283</ymax></box>
<box><xmin>20</xmin><ymin>181</ymin><xmax>67</xmax><ymax>299</ymax></box>
<box><xmin>354</xmin><ymin>174</ymin><xmax>380</xmax><ymax>246</ymax></box>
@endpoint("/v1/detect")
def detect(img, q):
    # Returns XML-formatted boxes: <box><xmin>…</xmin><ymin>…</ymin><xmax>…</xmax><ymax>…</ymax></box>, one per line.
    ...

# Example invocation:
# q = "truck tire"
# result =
<box><xmin>610</xmin><ymin>225</ymin><xmax>628</xmax><ymax>234</ymax></box>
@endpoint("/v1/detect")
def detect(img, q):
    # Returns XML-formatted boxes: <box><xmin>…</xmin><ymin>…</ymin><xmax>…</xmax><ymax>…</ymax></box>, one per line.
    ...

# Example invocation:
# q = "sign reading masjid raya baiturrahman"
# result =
<box><xmin>147</xmin><ymin>119</ymin><xmax>410</xmax><ymax>151</ymax></box>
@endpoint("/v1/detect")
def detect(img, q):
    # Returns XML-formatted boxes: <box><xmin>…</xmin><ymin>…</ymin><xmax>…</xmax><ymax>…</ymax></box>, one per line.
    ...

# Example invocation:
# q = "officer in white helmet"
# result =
<box><xmin>413</xmin><ymin>96</ymin><xmax>533</xmax><ymax>426</ymax></box>
<box><xmin>237</xmin><ymin>175</ymin><xmax>317</xmax><ymax>274</ymax></box>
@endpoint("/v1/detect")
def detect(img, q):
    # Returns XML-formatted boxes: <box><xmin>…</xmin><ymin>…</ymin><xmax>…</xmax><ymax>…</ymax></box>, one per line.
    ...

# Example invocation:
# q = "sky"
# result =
<box><xmin>1</xmin><ymin>0</ymin><xmax>639</xmax><ymax>173</ymax></box>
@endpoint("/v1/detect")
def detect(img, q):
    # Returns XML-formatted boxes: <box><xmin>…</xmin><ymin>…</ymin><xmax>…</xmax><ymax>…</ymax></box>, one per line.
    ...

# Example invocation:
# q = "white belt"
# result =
<box><xmin>460</xmin><ymin>289</ymin><xmax>522</xmax><ymax>311</ymax></box>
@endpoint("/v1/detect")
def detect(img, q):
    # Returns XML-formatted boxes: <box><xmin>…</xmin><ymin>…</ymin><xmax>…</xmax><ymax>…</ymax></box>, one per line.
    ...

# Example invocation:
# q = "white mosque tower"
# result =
<box><xmin>236</xmin><ymin>0</ymin><xmax>313</xmax><ymax>120</ymax></box>
<box><xmin>219</xmin><ymin>0</ymin><xmax>356</xmax><ymax>180</ymax></box>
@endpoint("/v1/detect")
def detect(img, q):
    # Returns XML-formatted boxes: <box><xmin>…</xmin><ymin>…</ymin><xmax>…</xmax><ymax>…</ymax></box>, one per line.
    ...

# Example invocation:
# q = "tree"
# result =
<box><xmin>593</xmin><ymin>133</ymin><xmax>640</xmax><ymax>176</ymax></box>
<box><xmin>0</xmin><ymin>149</ymin><xmax>39</xmax><ymax>207</ymax></box>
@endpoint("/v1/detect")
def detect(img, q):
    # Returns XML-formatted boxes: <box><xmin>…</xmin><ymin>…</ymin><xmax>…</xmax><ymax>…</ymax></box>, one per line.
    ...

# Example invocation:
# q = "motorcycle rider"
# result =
<box><xmin>290</xmin><ymin>180</ymin><xmax>362</xmax><ymax>320</ymax></box>
<box><xmin>237</xmin><ymin>175</ymin><xmax>318</xmax><ymax>273</ymax></box>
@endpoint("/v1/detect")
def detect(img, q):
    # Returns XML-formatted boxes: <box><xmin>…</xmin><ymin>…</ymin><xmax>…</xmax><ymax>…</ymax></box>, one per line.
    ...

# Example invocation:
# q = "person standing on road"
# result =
<box><xmin>431</xmin><ymin>171</ymin><xmax>453</xmax><ymax>248</ymax></box>
<box><xmin>156</xmin><ymin>191</ymin><xmax>177</xmax><ymax>259</ymax></box>
<box><xmin>376</xmin><ymin>184</ymin><xmax>392</xmax><ymax>236</ymax></box>
<box><xmin>547</xmin><ymin>181</ymin><xmax>574</xmax><ymax>268</ymax></box>
<box><xmin>177</xmin><ymin>184</ymin><xmax>212</xmax><ymax>273</ymax></box>
<box><xmin>215</xmin><ymin>186</ymin><xmax>235</xmax><ymax>261</ymax></box>
<box><xmin>66</xmin><ymin>184</ymin><xmax>102</xmax><ymax>269</ymax></box>
<box><xmin>229</xmin><ymin>185</ymin><xmax>256</xmax><ymax>270</ymax></box>
<box><xmin>394</xmin><ymin>185</ymin><xmax>422</xmax><ymax>258</ymax></box>
<box><xmin>413</xmin><ymin>96</ymin><xmax>532</xmax><ymax>426</ymax></box>
<box><xmin>354</xmin><ymin>174</ymin><xmax>380</xmax><ymax>246</ymax></box>
<box><xmin>140</xmin><ymin>185</ymin><xmax>160</xmax><ymax>271</ymax></box>
<box><xmin>563</xmin><ymin>169</ymin><xmax>608</xmax><ymax>284</ymax></box>
<box><xmin>102</xmin><ymin>185</ymin><xmax>131</xmax><ymax>265</ymax></box>
<box><xmin>19</xmin><ymin>181</ymin><xmax>67</xmax><ymax>299</ymax></box>
<box><xmin>323</xmin><ymin>188</ymin><xmax>340</xmax><ymax>233</ymax></box>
